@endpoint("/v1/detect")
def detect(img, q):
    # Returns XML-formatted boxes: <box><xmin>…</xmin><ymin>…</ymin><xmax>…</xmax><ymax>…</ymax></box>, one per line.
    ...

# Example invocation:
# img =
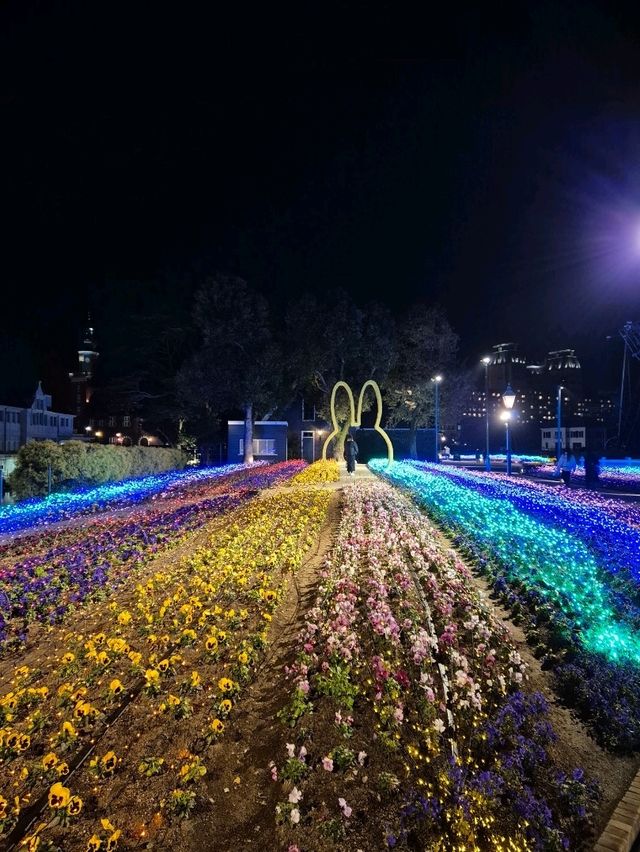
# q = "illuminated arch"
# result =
<box><xmin>321</xmin><ymin>379</ymin><xmax>393</xmax><ymax>466</ymax></box>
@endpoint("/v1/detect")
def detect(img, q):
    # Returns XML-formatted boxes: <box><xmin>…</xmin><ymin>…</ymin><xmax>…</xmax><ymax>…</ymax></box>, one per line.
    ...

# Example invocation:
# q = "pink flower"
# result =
<box><xmin>268</xmin><ymin>760</ymin><xmax>278</xmax><ymax>781</ymax></box>
<box><xmin>322</xmin><ymin>756</ymin><xmax>334</xmax><ymax>771</ymax></box>
<box><xmin>338</xmin><ymin>797</ymin><xmax>353</xmax><ymax>818</ymax></box>
<box><xmin>298</xmin><ymin>679</ymin><xmax>310</xmax><ymax>694</ymax></box>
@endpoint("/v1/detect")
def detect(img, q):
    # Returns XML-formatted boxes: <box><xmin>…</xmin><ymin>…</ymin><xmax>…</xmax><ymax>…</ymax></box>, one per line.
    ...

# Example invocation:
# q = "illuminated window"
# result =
<box><xmin>239</xmin><ymin>438</ymin><xmax>276</xmax><ymax>456</ymax></box>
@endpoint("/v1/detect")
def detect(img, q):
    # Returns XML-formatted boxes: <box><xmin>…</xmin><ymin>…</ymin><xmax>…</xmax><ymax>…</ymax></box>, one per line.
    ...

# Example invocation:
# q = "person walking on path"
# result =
<box><xmin>344</xmin><ymin>434</ymin><xmax>359</xmax><ymax>476</ymax></box>
<box><xmin>556</xmin><ymin>448</ymin><xmax>577</xmax><ymax>486</ymax></box>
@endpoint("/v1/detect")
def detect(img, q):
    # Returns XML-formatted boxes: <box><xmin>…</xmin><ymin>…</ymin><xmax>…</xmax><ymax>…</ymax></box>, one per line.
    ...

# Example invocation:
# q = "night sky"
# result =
<box><xmin>2</xmin><ymin>1</ymin><xmax>640</xmax><ymax>392</ymax></box>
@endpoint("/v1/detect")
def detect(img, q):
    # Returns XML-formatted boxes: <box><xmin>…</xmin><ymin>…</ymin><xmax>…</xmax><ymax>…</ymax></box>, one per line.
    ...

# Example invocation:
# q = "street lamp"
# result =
<box><xmin>431</xmin><ymin>375</ymin><xmax>443</xmax><ymax>463</ymax></box>
<box><xmin>481</xmin><ymin>356</ymin><xmax>491</xmax><ymax>471</ymax></box>
<box><xmin>556</xmin><ymin>385</ymin><xmax>564</xmax><ymax>462</ymax></box>
<box><xmin>501</xmin><ymin>384</ymin><xmax>516</xmax><ymax>476</ymax></box>
<box><xmin>500</xmin><ymin>410</ymin><xmax>513</xmax><ymax>475</ymax></box>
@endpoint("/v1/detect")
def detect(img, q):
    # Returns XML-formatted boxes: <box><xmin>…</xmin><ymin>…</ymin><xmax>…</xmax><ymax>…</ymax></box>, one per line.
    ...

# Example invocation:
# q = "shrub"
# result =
<box><xmin>9</xmin><ymin>440</ymin><xmax>187</xmax><ymax>499</ymax></box>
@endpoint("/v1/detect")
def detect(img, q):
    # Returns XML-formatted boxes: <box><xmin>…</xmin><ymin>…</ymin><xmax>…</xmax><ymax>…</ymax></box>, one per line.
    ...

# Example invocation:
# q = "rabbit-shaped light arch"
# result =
<box><xmin>321</xmin><ymin>379</ymin><xmax>393</xmax><ymax>466</ymax></box>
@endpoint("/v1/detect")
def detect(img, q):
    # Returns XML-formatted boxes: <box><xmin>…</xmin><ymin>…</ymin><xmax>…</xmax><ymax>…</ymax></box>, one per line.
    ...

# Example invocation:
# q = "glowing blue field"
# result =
<box><xmin>369</xmin><ymin>458</ymin><xmax>640</xmax><ymax>666</ymax></box>
<box><xmin>0</xmin><ymin>463</ymin><xmax>258</xmax><ymax>536</ymax></box>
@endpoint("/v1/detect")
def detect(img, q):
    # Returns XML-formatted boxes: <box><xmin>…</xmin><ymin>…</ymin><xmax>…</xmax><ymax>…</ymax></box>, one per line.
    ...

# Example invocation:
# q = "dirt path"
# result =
<box><xmin>173</xmin><ymin>489</ymin><xmax>342</xmax><ymax>852</ymax></box>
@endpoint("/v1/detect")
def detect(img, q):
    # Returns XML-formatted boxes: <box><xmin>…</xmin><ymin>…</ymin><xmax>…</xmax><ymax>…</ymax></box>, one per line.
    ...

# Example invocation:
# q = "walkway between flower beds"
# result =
<box><xmin>170</xmin><ymin>491</ymin><xmax>343</xmax><ymax>851</ymax></box>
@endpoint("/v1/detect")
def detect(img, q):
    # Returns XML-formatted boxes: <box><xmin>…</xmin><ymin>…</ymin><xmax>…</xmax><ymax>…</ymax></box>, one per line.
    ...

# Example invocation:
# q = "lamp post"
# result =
<box><xmin>481</xmin><ymin>356</ymin><xmax>491</xmax><ymax>471</ymax></box>
<box><xmin>501</xmin><ymin>383</ymin><xmax>516</xmax><ymax>476</ymax></box>
<box><xmin>500</xmin><ymin>411</ymin><xmax>512</xmax><ymax>475</ymax></box>
<box><xmin>431</xmin><ymin>375</ymin><xmax>443</xmax><ymax>463</ymax></box>
<box><xmin>556</xmin><ymin>385</ymin><xmax>563</xmax><ymax>462</ymax></box>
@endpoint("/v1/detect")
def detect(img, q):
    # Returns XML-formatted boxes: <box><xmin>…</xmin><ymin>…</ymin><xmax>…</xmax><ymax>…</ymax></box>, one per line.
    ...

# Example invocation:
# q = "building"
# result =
<box><xmin>69</xmin><ymin>320</ymin><xmax>99</xmax><ymax>425</ymax></box>
<box><xmin>68</xmin><ymin>320</ymin><xmax>167</xmax><ymax>447</ymax></box>
<box><xmin>540</xmin><ymin>425</ymin><xmax>606</xmax><ymax>453</ymax></box>
<box><xmin>0</xmin><ymin>382</ymin><xmax>75</xmax><ymax>455</ymax></box>
<box><xmin>227</xmin><ymin>421</ymin><xmax>288</xmax><ymax>462</ymax></box>
<box><xmin>461</xmin><ymin>342</ymin><xmax>615</xmax><ymax>454</ymax></box>
<box><xmin>283</xmin><ymin>397</ymin><xmax>330</xmax><ymax>462</ymax></box>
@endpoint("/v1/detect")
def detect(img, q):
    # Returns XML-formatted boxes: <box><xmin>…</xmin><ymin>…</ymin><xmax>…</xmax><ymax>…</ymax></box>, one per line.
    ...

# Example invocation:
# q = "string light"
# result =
<box><xmin>370</xmin><ymin>459</ymin><xmax>640</xmax><ymax>666</ymax></box>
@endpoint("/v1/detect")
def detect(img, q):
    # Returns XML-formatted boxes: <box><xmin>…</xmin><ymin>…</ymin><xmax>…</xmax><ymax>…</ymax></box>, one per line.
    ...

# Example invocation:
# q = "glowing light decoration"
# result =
<box><xmin>369</xmin><ymin>458</ymin><xmax>640</xmax><ymax>666</ymax></box>
<box><xmin>0</xmin><ymin>463</ymin><xmax>265</xmax><ymax>537</ymax></box>
<box><xmin>321</xmin><ymin>379</ymin><xmax>393</xmax><ymax>465</ymax></box>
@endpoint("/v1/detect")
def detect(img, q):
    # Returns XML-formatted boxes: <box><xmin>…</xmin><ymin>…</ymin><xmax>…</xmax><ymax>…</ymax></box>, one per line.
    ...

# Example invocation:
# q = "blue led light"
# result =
<box><xmin>0</xmin><ymin>463</ymin><xmax>262</xmax><ymax>536</ymax></box>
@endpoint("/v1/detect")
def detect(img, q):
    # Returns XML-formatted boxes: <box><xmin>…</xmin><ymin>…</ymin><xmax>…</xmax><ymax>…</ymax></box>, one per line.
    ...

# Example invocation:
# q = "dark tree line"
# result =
<box><xmin>93</xmin><ymin>274</ymin><xmax>470</xmax><ymax>462</ymax></box>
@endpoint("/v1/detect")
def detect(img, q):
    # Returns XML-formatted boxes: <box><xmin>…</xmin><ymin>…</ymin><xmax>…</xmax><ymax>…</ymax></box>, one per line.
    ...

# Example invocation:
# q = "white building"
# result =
<box><xmin>0</xmin><ymin>382</ymin><xmax>74</xmax><ymax>454</ymax></box>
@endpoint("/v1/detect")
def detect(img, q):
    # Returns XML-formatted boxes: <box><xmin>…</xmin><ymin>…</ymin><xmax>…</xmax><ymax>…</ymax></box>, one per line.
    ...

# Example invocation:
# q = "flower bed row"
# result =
<box><xmin>0</xmin><ymin>485</ymin><xmax>331</xmax><ymax>851</ymax></box>
<box><xmin>531</xmin><ymin>462</ymin><xmax>640</xmax><ymax>492</ymax></box>
<box><xmin>410</xmin><ymin>462</ymin><xmax>640</xmax><ymax>592</ymax></box>
<box><xmin>0</xmin><ymin>462</ymin><xmax>306</xmax><ymax>654</ymax></box>
<box><xmin>0</xmin><ymin>463</ymin><xmax>266</xmax><ymax>537</ymax></box>
<box><xmin>273</xmin><ymin>481</ymin><xmax>597</xmax><ymax>850</ymax></box>
<box><xmin>371</xmin><ymin>460</ymin><xmax>640</xmax><ymax>749</ymax></box>
<box><xmin>288</xmin><ymin>460</ymin><xmax>339</xmax><ymax>485</ymax></box>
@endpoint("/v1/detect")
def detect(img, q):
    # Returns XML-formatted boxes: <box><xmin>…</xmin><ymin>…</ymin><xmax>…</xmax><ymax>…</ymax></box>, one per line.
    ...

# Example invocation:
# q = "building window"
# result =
<box><xmin>239</xmin><ymin>438</ymin><xmax>276</xmax><ymax>456</ymax></box>
<box><xmin>123</xmin><ymin>415</ymin><xmax>131</xmax><ymax>427</ymax></box>
<box><xmin>108</xmin><ymin>416</ymin><xmax>116</xmax><ymax>427</ymax></box>
<box><xmin>302</xmin><ymin>399</ymin><xmax>316</xmax><ymax>421</ymax></box>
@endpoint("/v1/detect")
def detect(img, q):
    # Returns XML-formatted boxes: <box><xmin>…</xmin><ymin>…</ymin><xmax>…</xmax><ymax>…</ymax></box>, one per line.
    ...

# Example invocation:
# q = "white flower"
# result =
<box><xmin>434</xmin><ymin>718</ymin><xmax>446</xmax><ymax>733</ymax></box>
<box><xmin>290</xmin><ymin>807</ymin><xmax>300</xmax><ymax>824</ymax></box>
<box><xmin>286</xmin><ymin>743</ymin><xmax>295</xmax><ymax>758</ymax></box>
<box><xmin>288</xmin><ymin>786</ymin><xmax>303</xmax><ymax>804</ymax></box>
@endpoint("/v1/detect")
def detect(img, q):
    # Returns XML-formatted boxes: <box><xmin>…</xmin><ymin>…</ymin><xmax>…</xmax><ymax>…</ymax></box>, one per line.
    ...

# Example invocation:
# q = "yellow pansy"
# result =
<box><xmin>68</xmin><ymin>795</ymin><xmax>83</xmax><ymax>815</ymax></box>
<box><xmin>48</xmin><ymin>782</ymin><xmax>70</xmax><ymax>809</ymax></box>
<box><xmin>109</xmin><ymin>679</ymin><xmax>124</xmax><ymax>696</ymax></box>
<box><xmin>42</xmin><ymin>752</ymin><xmax>58</xmax><ymax>770</ymax></box>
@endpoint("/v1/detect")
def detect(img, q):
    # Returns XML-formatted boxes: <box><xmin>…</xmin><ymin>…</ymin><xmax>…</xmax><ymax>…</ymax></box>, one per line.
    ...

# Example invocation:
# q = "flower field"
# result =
<box><xmin>0</xmin><ymin>465</ymin><xmax>332</xmax><ymax>851</ymax></box>
<box><xmin>531</xmin><ymin>462</ymin><xmax>640</xmax><ymax>491</ymax></box>
<box><xmin>273</xmin><ymin>481</ymin><xmax>598</xmax><ymax>851</ymax></box>
<box><xmin>0</xmin><ymin>464</ymin><xmax>268</xmax><ymax>537</ymax></box>
<box><xmin>0</xmin><ymin>456</ymin><xmax>632</xmax><ymax>850</ymax></box>
<box><xmin>0</xmin><ymin>462</ymin><xmax>306</xmax><ymax>653</ymax></box>
<box><xmin>371</xmin><ymin>459</ymin><xmax>640</xmax><ymax>750</ymax></box>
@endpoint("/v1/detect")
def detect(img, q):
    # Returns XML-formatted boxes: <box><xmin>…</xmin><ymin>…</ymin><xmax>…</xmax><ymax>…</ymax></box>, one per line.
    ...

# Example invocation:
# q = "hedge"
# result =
<box><xmin>8</xmin><ymin>440</ymin><xmax>187</xmax><ymax>499</ymax></box>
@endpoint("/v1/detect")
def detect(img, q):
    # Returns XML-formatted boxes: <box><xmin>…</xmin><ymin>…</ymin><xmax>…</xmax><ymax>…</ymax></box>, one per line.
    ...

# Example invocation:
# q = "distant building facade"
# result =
<box><xmin>540</xmin><ymin>425</ymin><xmax>606</xmax><ymax>453</ymax></box>
<box><xmin>227</xmin><ymin>421</ymin><xmax>288</xmax><ymax>463</ymax></box>
<box><xmin>69</xmin><ymin>321</ymin><xmax>99</xmax><ymax>425</ymax></box>
<box><xmin>0</xmin><ymin>382</ymin><xmax>74</xmax><ymax>454</ymax></box>
<box><xmin>461</xmin><ymin>343</ymin><xmax>613</xmax><ymax>454</ymax></box>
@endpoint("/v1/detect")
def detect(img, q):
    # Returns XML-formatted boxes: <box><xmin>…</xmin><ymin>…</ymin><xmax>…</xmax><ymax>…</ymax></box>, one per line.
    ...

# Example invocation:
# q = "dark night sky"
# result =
<box><xmin>1</xmin><ymin>1</ymin><xmax>640</xmax><ymax>392</ymax></box>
